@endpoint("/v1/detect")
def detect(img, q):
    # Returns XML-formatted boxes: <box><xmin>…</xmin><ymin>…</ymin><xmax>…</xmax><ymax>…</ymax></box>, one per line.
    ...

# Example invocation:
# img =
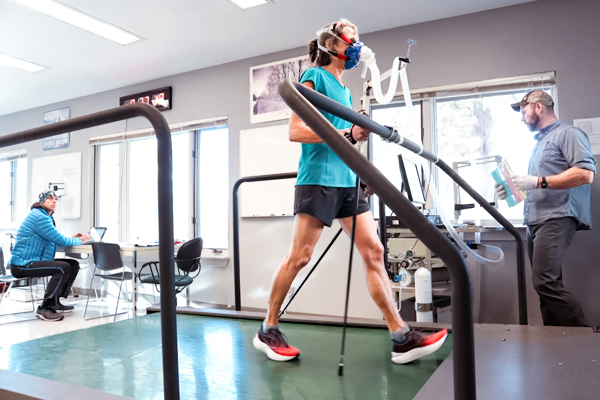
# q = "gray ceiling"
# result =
<box><xmin>0</xmin><ymin>0</ymin><xmax>535</xmax><ymax>117</ymax></box>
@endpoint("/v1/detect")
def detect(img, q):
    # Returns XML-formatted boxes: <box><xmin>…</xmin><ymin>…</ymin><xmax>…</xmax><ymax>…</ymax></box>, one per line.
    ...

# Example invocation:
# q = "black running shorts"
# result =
<box><xmin>294</xmin><ymin>185</ymin><xmax>371</xmax><ymax>227</ymax></box>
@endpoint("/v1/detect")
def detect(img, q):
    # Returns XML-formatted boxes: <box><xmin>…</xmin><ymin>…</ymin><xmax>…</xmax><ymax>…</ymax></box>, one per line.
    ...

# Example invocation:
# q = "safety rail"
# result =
<box><xmin>232</xmin><ymin>172</ymin><xmax>297</xmax><ymax>311</ymax></box>
<box><xmin>279</xmin><ymin>79</ymin><xmax>477</xmax><ymax>400</ymax></box>
<box><xmin>0</xmin><ymin>103</ymin><xmax>179</xmax><ymax>400</ymax></box>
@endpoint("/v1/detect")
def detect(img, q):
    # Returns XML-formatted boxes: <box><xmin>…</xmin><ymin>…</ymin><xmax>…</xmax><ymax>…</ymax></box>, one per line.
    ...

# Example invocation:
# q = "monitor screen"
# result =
<box><xmin>398</xmin><ymin>155</ymin><xmax>426</xmax><ymax>204</ymax></box>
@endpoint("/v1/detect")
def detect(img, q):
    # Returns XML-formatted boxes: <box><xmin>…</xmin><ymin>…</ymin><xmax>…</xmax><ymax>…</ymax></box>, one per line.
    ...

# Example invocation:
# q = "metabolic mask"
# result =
<box><xmin>316</xmin><ymin>25</ymin><xmax>364</xmax><ymax>70</ymax></box>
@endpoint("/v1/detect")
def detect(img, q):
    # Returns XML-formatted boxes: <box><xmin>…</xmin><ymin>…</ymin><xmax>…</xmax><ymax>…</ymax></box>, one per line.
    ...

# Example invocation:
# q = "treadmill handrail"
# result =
<box><xmin>279</xmin><ymin>79</ymin><xmax>476</xmax><ymax>400</ymax></box>
<box><xmin>0</xmin><ymin>103</ymin><xmax>179</xmax><ymax>400</ymax></box>
<box><xmin>232</xmin><ymin>172</ymin><xmax>298</xmax><ymax>311</ymax></box>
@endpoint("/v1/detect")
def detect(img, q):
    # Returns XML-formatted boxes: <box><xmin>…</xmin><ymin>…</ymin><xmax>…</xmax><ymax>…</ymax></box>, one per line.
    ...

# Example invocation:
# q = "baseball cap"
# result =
<box><xmin>511</xmin><ymin>90</ymin><xmax>554</xmax><ymax>111</ymax></box>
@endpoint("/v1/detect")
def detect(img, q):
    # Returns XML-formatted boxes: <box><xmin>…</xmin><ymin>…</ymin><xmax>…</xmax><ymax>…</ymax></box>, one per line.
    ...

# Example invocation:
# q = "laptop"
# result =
<box><xmin>88</xmin><ymin>227</ymin><xmax>107</xmax><ymax>243</ymax></box>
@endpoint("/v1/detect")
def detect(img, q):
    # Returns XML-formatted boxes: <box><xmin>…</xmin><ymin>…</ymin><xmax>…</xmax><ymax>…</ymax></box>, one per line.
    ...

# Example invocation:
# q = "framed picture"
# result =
<box><xmin>43</xmin><ymin>107</ymin><xmax>70</xmax><ymax>150</ymax></box>
<box><xmin>250</xmin><ymin>55</ymin><xmax>311</xmax><ymax>124</ymax></box>
<box><xmin>43</xmin><ymin>107</ymin><xmax>70</xmax><ymax>125</ymax></box>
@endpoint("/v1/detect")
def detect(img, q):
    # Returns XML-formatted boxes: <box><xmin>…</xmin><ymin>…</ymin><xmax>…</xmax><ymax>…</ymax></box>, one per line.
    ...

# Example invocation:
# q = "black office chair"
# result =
<box><xmin>138</xmin><ymin>237</ymin><xmax>203</xmax><ymax>306</ymax></box>
<box><xmin>84</xmin><ymin>243</ymin><xmax>133</xmax><ymax>321</ymax></box>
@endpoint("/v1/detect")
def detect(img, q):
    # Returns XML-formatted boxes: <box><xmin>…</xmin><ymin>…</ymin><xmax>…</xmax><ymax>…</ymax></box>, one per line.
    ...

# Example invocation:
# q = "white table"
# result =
<box><xmin>60</xmin><ymin>243</ymin><xmax>175</xmax><ymax>317</ymax></box>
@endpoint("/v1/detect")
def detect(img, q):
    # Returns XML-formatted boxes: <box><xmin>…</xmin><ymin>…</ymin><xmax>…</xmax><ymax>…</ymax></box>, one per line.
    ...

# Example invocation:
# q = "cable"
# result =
<box><xmin>410</xmin><ymin>239</ymin><xmax>419</xmax><ymax>251</ymax></box>
<box><xmin>338</xmin><ymin>175</ymin><xmax>361</xmax><ymax>376</ymax></box>
<box><xmin>408</xmin><ymin>134</ymin><xmax>505</xmax><ymax>266</ymax></box>
<box><xmin>425</xmin><ymin>167</ymin><xmax>504</xmax><ymax>265</ymax></box>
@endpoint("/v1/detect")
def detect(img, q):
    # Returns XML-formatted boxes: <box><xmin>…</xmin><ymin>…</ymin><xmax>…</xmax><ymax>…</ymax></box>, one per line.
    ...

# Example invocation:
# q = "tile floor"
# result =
<box><xmin>0</xmin><ymin>288</ymin><xmax>184</xmax><ymax>348</ymax></box>
<box><xmin>3</xmin><ymin>312</ymin><xmax>453</xmax><ymax>400</ymax></box>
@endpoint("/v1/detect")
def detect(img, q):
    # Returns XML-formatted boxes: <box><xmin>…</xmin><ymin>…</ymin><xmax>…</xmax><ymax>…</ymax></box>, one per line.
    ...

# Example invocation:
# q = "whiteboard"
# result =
<box><xmin>239</xmin><ymin>124</ymin><xmax>300</xmax><ymax>217</ymax></box>
<box><xmin>31</xmin><ymin>152</ymin><xmax>81</xmax><ymax>219</ymax></box>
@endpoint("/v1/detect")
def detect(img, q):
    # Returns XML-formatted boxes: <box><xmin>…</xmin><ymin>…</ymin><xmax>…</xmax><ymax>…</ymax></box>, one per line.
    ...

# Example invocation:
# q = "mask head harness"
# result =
<box><xmin>316</xmin><ymin>22</ymin><xmax>363</xmax><ymax>70</ymax></box>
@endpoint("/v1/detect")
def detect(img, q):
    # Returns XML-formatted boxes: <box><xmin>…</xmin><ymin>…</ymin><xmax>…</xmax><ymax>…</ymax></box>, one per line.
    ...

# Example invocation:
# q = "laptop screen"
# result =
<box><xmin>90</xmin><ymin>227</ymin><xmax>107</xmax><ymax>242</ymax></box>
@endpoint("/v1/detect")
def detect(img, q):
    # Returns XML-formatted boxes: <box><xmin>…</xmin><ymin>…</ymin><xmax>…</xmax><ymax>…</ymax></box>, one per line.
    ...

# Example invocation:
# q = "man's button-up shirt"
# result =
<box><xmin>525</xmin><ymin>120</ymin><xmax>596</xmax><ymax>229</ymax></box>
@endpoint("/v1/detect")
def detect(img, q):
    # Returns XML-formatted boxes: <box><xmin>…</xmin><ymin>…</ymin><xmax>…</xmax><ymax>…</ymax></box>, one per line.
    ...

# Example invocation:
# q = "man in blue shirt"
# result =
<box><xmin>497</xmin><ymin>90</ymin><xmax>595</xmax><ymax>326</ymax></box>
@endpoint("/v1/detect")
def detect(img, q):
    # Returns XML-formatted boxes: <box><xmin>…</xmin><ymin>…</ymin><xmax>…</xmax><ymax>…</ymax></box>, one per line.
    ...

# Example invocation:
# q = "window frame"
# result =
<box><xmin>368</xmin><ymin>72</ymin><xmax>556</xmax><ymax>225</ymax></box>
<box><xmin>0</xmin><ymin>151</ymin><xmax>27</xmax><ymax>229</ymax></box>
<box><xmin>91</xmin><ymin>117</ymin><xmax>229</xmax><ymax>248</ymax></box>
<box><xmin>194</xmin><ymin>125</ymin><xmax>230</xmax><ymax>249</ymax></box>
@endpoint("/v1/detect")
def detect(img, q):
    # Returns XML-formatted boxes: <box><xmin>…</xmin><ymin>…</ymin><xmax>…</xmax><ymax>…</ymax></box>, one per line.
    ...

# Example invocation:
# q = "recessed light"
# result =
<box><xmin>229</xmin><ymin>0</ymin><xmax>272</xmax><ymax>10</ymax></box>
<box><xmin>0</xmin><ymin>53</ymin><xmax>46</xmax><ymax>72</ymax></box>
<box><xmin>7</xmin><ymin>0</ymin><xmax>142</xmax><ymax>45</ymax></box>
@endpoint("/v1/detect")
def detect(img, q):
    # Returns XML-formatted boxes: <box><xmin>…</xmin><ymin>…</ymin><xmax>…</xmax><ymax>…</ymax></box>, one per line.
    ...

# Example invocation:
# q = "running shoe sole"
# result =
<box><xmin>36</xmin><ymin>313</ymin><xmax>64</xmax><ymax>322</ymax></box>
<box><xmin>51</xmin><ymin>307</ymin><xmax>74</xmax><ymax>313</ymax></box>
<box><xmin>391</xmin><ymin>330</ymin><xmax>448</xmax><ymax>364</ymax></box>
<box><xmin>253</xmin><ymin>334</ymin><xmax>300</xmax><ymax>361</ymax></box>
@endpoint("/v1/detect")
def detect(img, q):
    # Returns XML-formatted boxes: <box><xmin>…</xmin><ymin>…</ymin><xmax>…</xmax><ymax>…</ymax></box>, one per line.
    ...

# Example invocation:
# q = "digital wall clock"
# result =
<box><xmin>119</xmin><ymin>87</ymin><xmax>172</xmax><ymax>111</ymax></box>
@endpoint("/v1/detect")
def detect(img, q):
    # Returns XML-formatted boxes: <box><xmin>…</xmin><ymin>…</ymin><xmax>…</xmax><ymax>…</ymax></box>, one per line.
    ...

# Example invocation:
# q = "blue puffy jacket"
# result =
<box><xmin>9</xmin><ymin>205</ymin><xmax>83</xmax><ymax>266</ymax></box>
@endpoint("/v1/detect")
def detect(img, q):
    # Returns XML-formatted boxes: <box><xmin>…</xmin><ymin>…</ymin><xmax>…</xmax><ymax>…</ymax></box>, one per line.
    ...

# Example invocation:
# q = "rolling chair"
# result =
<box><xmin>84</xmin><ymin>243</ymin><xmax>133</xmax><ymax>321</ymax></box>
<box><xmin>138</xmin><ymin>237</ymin><xmax>203</xmax><ymax>306</ymax></box>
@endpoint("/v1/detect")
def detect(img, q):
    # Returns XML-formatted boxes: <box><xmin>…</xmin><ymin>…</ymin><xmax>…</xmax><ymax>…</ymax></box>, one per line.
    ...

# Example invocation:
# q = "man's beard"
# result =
<box><xmin>526</xmin><ymin>113</ymin><xmax>540</xmax><ymax>132</ymax></box>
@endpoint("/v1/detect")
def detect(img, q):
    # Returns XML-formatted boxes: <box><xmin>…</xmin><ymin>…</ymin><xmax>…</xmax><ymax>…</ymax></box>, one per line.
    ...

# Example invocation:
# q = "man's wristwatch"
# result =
<box><xmin>541</xmin><ymin>176</ymin><xmax>548</xmax><ymax>188</ymax></box>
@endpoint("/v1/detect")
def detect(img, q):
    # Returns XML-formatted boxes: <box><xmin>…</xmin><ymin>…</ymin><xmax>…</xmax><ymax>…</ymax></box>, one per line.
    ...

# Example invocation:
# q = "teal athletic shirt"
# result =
<box><xmin>296</xmin><ymin>67</ymin><xmax>357</xmax><ymax>188</ymax></box>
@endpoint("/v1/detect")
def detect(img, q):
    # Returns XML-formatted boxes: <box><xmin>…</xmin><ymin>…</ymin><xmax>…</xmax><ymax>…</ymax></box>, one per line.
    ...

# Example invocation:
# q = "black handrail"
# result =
<box><xmin>0</xmin><ymin>103</ymin><xmax>179</xmax><ymax>400</ymax></box>
<box><xmin>290</xmin><ymin>81</ymin><xmax>527</xmax><ymax>325</ymax></box>
<box><xmin>279</xmin><ymin>79</ymin><xmax>476</xmax><ymax>400</ymax></box>
<box><xmin>232</xmin><ymin>172</ymin><xmax>297</xmax><ymax>311</ymax></box>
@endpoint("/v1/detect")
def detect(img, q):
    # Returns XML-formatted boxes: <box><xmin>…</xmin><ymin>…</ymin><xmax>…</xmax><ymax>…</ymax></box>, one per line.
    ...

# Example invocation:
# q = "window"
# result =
<box><xmin>0</xmin><ymin>155</ymin><xmax>27</xmax><ymax>228</ymax></box>
<box><xmin>0</xmin><ymin>161</ymin><xmax>11</xmax><ymax>227</ymax></box>
<box><xmin>197</xmin><ymin>126</ymin><xmax>229</xmax><ymax>249</ymax></box>
<box><xmin>96</xmin><ymin>143</ymin><xmax>120</xmax><ymax>242</ymax></box>
<box><xmin>127</xmin><ymin>132</ymin><xmax>191</xmax><ymax>243</ymax></box>
<box><xmin>436</xmin><ymin>90</ymin><xmax>540</xmax><ymax>223</ymax></box>
<box><xmin>370</xmin><ymin>75</ymin><xmax>554</xmax><ymax>225</ymax></box>
<box><xmin>370</xmin><ymin>102</ymin><xmax>422</xmax><ymax>218</ymax></box>
<box><xmin>93</xmin><ymin>123</ymin><xmax>229</xmax><ymax>248</ymax></box>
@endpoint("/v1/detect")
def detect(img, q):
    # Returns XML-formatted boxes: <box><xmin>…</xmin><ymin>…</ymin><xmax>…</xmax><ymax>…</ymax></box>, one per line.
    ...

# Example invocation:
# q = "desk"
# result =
<box><xmin>387</xmin><ymin>225</ymin><xmax>503</xmax><ymax>322</ymax></box>
<box><xmin>60</xmin><ymin>243</ymin><xmax>173</xmax><ymax>317</ymax></box>
<box><xmin>386</xmin><ymin>225</ymin><xmax>501</xmax><ymax>272</ymax></box>
<box><xmin>387</xmin><ymin>224</ymin><xmax>496</xmax><ymax>255</ymax></box>
<box><xmin>60</xmin><ymin>243</ymin><xmax>230</xmax><ymax>316</ymax></box>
